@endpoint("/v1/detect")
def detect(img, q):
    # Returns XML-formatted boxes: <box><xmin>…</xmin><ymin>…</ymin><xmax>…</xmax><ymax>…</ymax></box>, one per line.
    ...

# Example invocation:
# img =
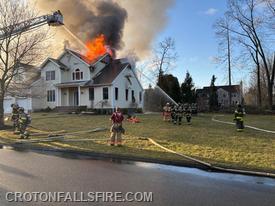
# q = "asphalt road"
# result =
<box><xmin>0</xmin><ymin>148</ymin><xmax>274</xmax><ymax>206</ymax></box>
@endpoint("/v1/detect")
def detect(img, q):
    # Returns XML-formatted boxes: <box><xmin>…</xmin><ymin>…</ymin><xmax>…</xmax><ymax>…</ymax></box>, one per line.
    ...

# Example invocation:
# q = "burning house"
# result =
<box><xmin>30</xmin><ymin>36</ymin><xmax>143</xmax><ymax>112</ymax></box>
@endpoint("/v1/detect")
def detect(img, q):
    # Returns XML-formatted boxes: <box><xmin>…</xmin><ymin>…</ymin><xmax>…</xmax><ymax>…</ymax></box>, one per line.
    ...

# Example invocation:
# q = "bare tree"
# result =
<box><xmin>214</xmin><ymin>13</ymin><xmax>234</xmax><ymax>107</ymax></box>
<box><xmin>244</xmin><ymin>64</ymin><xmax>269</xmax><ymax>106</ymax></box>
<box><xmin>219</xmin><ymin>0</ymin><xmax>275</xmax><ymax>109</ymax></box>
<box><xmin>0</xmin><ymin>0</ymin><xmax>48</xmax><ymax>128</ymax></box>
<box><xmin>152</xmin><ymin>37</ymin><xmax>177</xmax><ymax>83</ymax></box>
<box><xmin>265</xmin><ymin>0</ymin><xmax>275</xmax><ymax>15</ymax></box>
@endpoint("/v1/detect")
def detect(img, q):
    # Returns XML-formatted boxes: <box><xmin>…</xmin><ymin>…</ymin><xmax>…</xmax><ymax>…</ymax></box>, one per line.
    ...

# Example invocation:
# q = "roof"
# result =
<box><xmin>39</xmin><ymin>49</ymin><xmax>142</xmax><ymax>88</ymax></box>
<box><xmin>11</xmin><ymin>63</ymin><xmax>41</xmax><ymax>88</ymax></box>
<box><xmin>17</xmin><ymin>63</ymin><xmax>36</xmax><ymax>70</ymax></box>
<box><xmin>40</xmin><ymin>57</ymin><xmax>70</xmax><ymax>71</ymax></box>
<box><xmin>67</xmin><ymin>49</ymin><xmax>92</xmax><ymax>65</ymax></box>
<box><xmin>49</xmin><ymin>58</ymin><xmax>70</xmax><ymax>71</ymax></box>
<box><xmin>55</xmin><ymin>81</ymin><xmax>88</xmax><ymax>88</ymax></box>
<box><xmin>91</xmin><ymin>59</ymin><xmax>129</xmax><ymax>85</ymax></box>
<box><xmin>197</xmin><ymin>85</ymin><xmax>241</xmax><ymax>94</ymax></box>
<box><xmin>67</xmin><ymin>49</ymin><xmax>110</xmax><ymax>66</ymax></box>
<box><xmin>220</xmin><ymin>85</ymin><xmax>241</xmax><ymax>93</ymax></box>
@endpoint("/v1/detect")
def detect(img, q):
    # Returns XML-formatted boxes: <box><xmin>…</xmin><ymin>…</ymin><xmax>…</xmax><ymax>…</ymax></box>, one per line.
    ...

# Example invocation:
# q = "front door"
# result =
<box><xmin>73</xmin><ymin>90</ymin><xmax>79</xmax><ymax>106</ymax></box>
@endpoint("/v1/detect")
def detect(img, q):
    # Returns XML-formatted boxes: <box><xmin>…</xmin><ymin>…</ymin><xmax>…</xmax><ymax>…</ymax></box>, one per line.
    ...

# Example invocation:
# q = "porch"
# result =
<box><xmin>60</xmin><ymin>87</ymin><xmax>80</xmax><ymax>107</ymax></box>
<box><xmin>55</xmin><ymin>81</ymin><xmax>94</xmax><ymax>108</ymax></box>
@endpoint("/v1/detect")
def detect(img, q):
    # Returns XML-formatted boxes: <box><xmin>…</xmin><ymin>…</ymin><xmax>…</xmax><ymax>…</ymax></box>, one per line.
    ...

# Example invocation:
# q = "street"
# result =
<box><xmin>0</xmin><ymin>147</ymin><xmax>274</xmax><ymax>206</ymax></box>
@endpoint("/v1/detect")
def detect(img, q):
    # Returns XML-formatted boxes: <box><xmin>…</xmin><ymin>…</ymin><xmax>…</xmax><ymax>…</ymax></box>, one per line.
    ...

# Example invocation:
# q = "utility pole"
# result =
<box><xmin>226</xmin><ymin>26</ymin><xmax>232</xmax><ymax>108</ymax></box>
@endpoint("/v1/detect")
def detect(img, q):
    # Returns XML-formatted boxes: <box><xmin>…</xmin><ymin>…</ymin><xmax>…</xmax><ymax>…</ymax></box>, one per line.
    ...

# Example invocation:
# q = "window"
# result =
<box><xmin>46</xmin><ymin>71</ymin><xmax>55</xmax><ymax>81</ymax></box>
<box><xmin>72</xmin><ymin>69</ymin><xmax>83</xmax><ymax>80</ymax></box>
<box><xmin>115</xmin><ymin>87</ymin><xmax>118</xmax><ymax>100</ymax></box>
<box><xmin>125</xmin><ymin>89</ymin><xmax>128</xmax><ymax>101</ymax></box>
<box><xmin>89</xmin><ymin>88</ymin><xmax>94</xmax><ymax>101</ymax></box>
<box><xmin>132</xmin><ymin>90</ymin><xmax>135</xmax><ymax>103</ymax></box>
<box><xmin>139</xmin><ymin>91</ymin><xmax>142</xmax><ymax>102</ymax></box>
<box><xmin>103</xmin><ymin>87</ymin><xmax>108</xmax><ymax>100</ymax></box>
<box><xmin>47</xmin><ymin>90</ymin><xmax>55</xmax><ymax>102</ymax></box>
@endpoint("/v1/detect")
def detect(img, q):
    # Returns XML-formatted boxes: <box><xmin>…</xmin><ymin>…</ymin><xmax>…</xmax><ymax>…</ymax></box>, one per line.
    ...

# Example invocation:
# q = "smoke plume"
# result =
<box><xmin>117</xmin><ymin>0</ymin><xmax>174</xmax><ymax>58</ymax></box>
<box><xmin>35</xmin><ymin>0</ymin><xmax>174</xmax><ymax>58</ymax></box>
<box><xmin>36</xmin><ymin>0</ymin><xmax>127</xmax><ymax>55</ymax></box>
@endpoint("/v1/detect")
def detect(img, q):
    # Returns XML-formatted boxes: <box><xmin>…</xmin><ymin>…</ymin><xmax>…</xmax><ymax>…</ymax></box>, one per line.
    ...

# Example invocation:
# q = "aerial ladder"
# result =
<box><xmin>0</xmin><ymin>10</ymin><xmax>64</xmax><ymax>40</ymax></box>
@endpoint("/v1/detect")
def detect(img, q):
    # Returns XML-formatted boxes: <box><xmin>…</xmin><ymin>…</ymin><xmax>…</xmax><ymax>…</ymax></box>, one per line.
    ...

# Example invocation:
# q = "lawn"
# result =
<box><xmin>1</xmin><ymin>112</ymin><xmax>274</xmax><ymax>173</ymax></box>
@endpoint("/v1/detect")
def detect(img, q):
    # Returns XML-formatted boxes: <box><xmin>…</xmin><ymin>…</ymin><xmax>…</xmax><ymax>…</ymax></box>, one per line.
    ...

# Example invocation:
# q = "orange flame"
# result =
<box><xmin>85</xmin><ymin>34</ymin><xmax>113</xmax><ymax>62</ymax></box>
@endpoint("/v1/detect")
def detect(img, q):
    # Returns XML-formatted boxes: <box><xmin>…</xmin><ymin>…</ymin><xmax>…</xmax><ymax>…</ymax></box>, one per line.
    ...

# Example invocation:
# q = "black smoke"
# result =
<box><xmin>37</xmin><ymin>0</ymin><xmax>127</xmax><ymax>54</ymax></box>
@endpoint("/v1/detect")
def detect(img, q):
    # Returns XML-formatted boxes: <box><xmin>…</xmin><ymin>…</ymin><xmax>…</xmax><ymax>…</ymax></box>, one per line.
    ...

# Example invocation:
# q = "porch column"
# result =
<box><xmin>56</xmin><ymin>88</ymin><xmax>60</xmax><ymax>107</ymax></box>
<box><xmin>67</xmin><ymin>88</ymin><xmax>69</xmax><ymax>106</ymax></box>
<box><xmin>78</xmin><ymin>86</ymin><xmax>81</xmax><ymax>106</ymax></box>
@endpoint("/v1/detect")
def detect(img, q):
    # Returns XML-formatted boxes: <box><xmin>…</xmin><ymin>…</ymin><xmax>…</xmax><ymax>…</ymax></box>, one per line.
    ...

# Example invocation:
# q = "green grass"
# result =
<box><xmin>214</xmin><ymin>113</ymin><xmax>275</xmax><ymax>131</ymax></box>
<box><xmin>1</xmin><ymin>112</ymin><xmax>275</xmax><ymax>173</ymax></box>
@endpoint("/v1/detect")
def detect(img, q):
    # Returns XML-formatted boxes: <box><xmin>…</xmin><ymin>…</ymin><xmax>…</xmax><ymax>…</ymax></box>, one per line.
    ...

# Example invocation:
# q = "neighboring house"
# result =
<box><xmin>30</xmin><ymin>49</ymin><xmax>143</xmax><ymax>111</ymax></box>
<box><xmin>196</xmin><ymin>85</ymin><xmax>243</xmax><ymax>111</ymax></box>
<box><xmin>4</xmin><ymin>63</ymin><xmax>40</xmax><ymax>114</ymax></box>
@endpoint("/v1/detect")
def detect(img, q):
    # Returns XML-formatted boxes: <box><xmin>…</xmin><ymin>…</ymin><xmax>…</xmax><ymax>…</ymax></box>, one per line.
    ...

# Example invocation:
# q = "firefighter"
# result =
<box><xmin>174</xmin><ymin>103</ymin><xmax>184</xmax><ymax>125</ymax></box>
<box><xmin>163</xmin><ymin>102</ymin><xmax>171</xmax><ymax>121</ymax></box>
<box><xmin>10</xmin><ymin>103</ymin><xmax>20</xmax><ymax>134</ymax></box>
<box><xmin>234</xmin><ymin>104</ymin><xmax>245</xmax><ymax>132</ymax></box>
<box><xmin>18</xmin><ymin>107</ymin><xmax>31</xmax><ymax>139</ymax></box>
<box><xmin>171</xmin><ymin>103</ymin><xmax>177</xmax><ymax>123</ymax></box>
<box><xmin>184</xmin><ymin>104</ymin><xmax>192</xmax><ymax>124</ymax></box>
<box><xmin>110</xmin><ymin>107</ymin><xmax>125</xmax><ymax>146</ymax></box>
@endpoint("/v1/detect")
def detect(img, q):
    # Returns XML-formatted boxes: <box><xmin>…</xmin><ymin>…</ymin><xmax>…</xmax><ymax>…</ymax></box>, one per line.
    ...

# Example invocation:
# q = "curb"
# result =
<box><xmin>1</xmin><ymin>139</ymin><xmax>274</xmax><ymax>179</ymax></box>
<box><xmin>1</xmin><ymin>141</ymin><xmax>207</xmax><ymax>170</ymax></box>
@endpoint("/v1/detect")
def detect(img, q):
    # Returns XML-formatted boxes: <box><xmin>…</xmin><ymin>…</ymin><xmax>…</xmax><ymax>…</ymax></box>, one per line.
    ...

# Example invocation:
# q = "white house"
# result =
<box><xmin>196</xmin><ymin>85</ymin><xmax>243</xmax><ymax>111</ymax></box>
<box><xmin>30</xmin><ymin>49</ymin><xmax>144</xmax><ymax>111</ymax></box>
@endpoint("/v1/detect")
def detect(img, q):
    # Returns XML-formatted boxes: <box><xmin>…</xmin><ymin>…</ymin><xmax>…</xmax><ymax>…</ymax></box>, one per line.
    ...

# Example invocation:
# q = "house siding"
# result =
<box><xmin>30</xmin><ymin>50</ymin><xmax>144</xmax><ymax>111</ymax></box>
<box><xmin>197</xmin><ymin>85</ymin><xmax>242</xmax><ymax>111</ymax></box>
<box><xmin>31</xmin><ymin>79</ymin><xmax>47</xmax><ymax>110</ymax></box>
<box><xmin>59</xmin><ymin>53</ymin><xmax>91</xmax><ymax>82</ymax></box>
<box><xmin>40</xmin><ymin>61</ymin><xmax>60</xmax><ymax>108</ymax></box>
<box><xmin>93</xmin><ymin>86</ymin><xmax>113</xmax><ymax>109</ymax></box>
<box><xmin>112</xmin><ymin>66</ymin><xmax>143</xmax><ymax>109</ymax></box>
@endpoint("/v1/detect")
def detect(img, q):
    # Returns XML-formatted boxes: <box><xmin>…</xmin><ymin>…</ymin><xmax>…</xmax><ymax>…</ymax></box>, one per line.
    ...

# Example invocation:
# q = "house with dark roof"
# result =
<box><xmin>30</xmin><ymin>49</ymin><xmax>143</xmax><ymax>111</ymax></box>
<box><xmin>196</xmin><ymin>84</ymin><xmax>243</xmax><ymax>111</ymax></box>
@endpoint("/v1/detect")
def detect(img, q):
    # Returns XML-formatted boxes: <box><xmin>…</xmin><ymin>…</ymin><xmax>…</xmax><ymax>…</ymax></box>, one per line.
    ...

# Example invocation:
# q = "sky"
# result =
<box><xmin>153</xmin><ymin>0</ymin><xmax>245</xmax><ymax>88</ymax></box>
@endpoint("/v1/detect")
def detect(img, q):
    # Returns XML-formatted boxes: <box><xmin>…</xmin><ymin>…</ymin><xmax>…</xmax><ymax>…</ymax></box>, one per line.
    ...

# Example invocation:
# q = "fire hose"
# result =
<box><xmin>212</xmin><ymin>115</ymin><xmax>275</xmax><ymax>134</ymax></box>
<box><xmin>14</xmin><ymin>125</ymin><xmax>275</xmax><ymax>178</ymax></box>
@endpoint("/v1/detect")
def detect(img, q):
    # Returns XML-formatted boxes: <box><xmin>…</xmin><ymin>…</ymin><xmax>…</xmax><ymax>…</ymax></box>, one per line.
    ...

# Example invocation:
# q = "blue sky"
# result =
<box><xmin>154</xmin><ymin>0</ymin><xmax>244</xmax><ymax>88</ymax></box>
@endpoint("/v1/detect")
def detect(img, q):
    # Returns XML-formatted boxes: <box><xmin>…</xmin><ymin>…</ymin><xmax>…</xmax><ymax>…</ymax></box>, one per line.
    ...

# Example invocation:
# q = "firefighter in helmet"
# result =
<box><xmin>174</xmin><ymin>103</ymin><xmax>184</xmax><ymax>125</ymax></box>
<box><xmin>18</xmin><ymin>107</ymin><xmax>31</xmax><ymax>139</ymax></box>
<box><xmin>10</xmin><ymin>103</ymin><xmax>20</xmax><ymax>134</ymax></box>
<box><xmin>163</xmin><ymin>102</ymin><xmax>171</xmax><ymax>121</ymax></box>
<box><xmin>184</xmin><ymin>103</ymin><xmax>192</xmax><ymax>124</ymax></box>
<box><xmin>234</xmin><ymin>103</ymin><xmax>245</xmax><ymax>132</ymax></box>
<box><xmin>110</xmin><ymin>107</ymin><xmax>124</xmax><ymax>146</ymax></box>
<box><xmin>171</xmin><ymin>103</ymin><xmax>177</xmax><ymax>123</ymax></box>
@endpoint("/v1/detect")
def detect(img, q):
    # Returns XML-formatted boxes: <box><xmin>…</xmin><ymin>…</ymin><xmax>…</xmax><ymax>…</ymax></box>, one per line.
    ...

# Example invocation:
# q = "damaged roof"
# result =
<box><xmin>86</xmin><ymin>59</ymin><xmax>129</xmax><ymax>86</ymax></box>
<box><xmin>55</xmin><ymin>59</ymin><xmax>130</xmax><ymax>87</ymax></box>
<box><xmin>67</xmin><ymin>49</ymin><xmax>109</xmax><ymax>65</ymax></box>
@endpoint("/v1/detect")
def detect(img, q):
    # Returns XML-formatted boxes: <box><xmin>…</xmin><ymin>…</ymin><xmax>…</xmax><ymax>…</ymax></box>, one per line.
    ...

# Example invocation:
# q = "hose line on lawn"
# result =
<box><xmin>212</xmin><ymin>115</ymin><xmax>275</xmax><ymax>134</ymax></box>
<box><xmin>24</xmin><ymin>126</ymin><xmax>275</xmax><ymax>178</ymax></box>
<box><xmin>147</xmin><ymin>138</ymin><xmax>275</xmax><ymax>178</ymax></box>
